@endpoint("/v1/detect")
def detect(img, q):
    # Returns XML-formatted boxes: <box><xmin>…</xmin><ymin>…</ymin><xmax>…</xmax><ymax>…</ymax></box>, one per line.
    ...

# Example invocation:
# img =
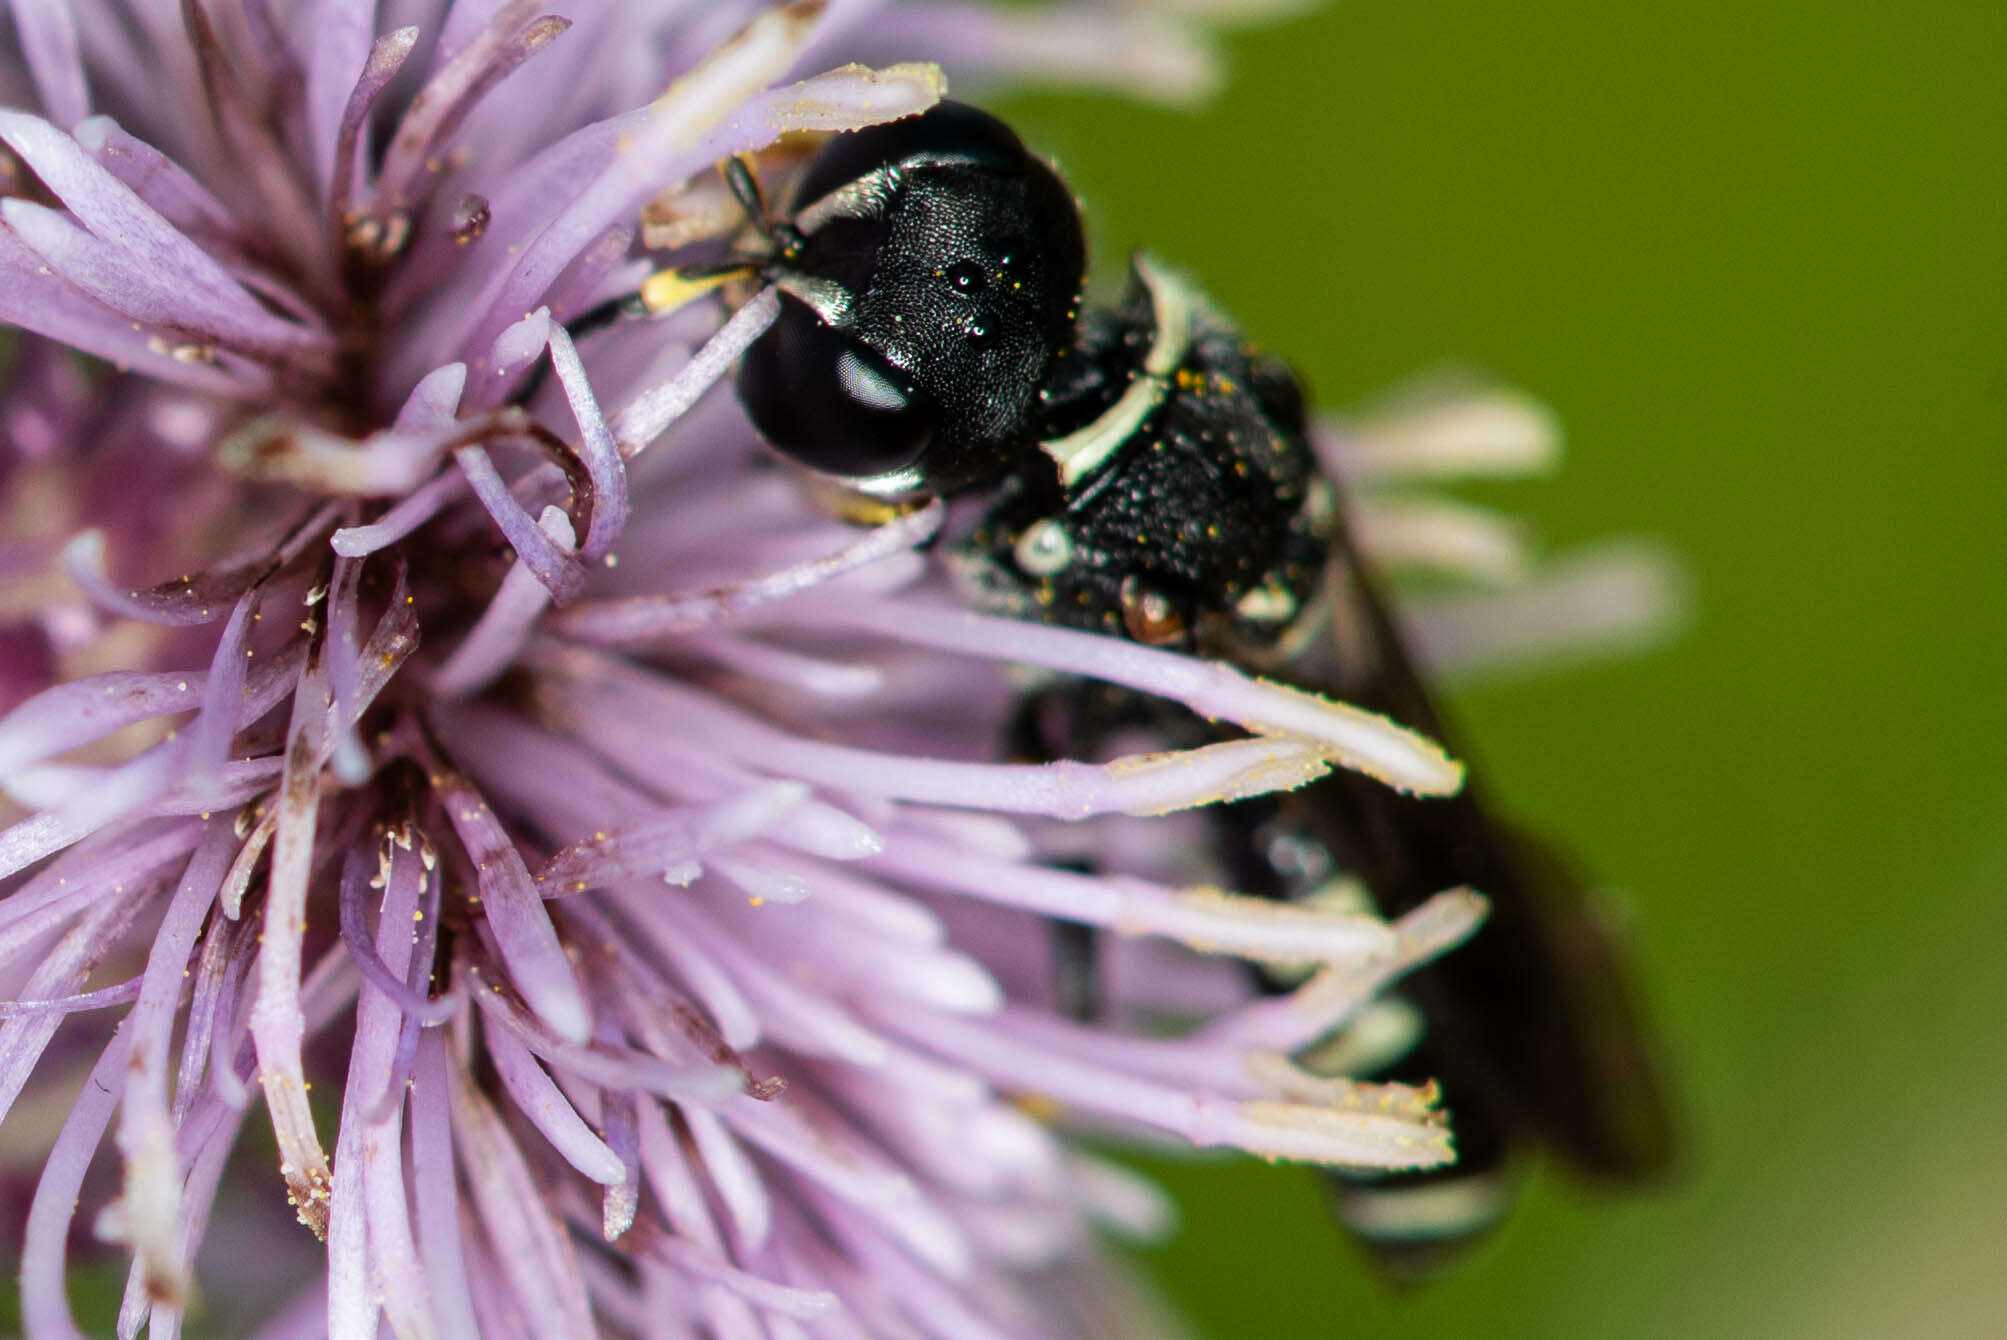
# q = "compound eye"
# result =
<box><xmin>738</xmin><ymin>300</ymin><xmax>940</xmax><ymax>480</ymax></box>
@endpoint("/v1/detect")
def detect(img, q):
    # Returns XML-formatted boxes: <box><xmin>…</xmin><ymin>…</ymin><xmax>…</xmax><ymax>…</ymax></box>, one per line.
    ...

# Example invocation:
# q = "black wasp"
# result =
<box><xmin>696</xmin><ymin>101</ymin><xmax>1675</xmax><ymax>1275</ymax></box>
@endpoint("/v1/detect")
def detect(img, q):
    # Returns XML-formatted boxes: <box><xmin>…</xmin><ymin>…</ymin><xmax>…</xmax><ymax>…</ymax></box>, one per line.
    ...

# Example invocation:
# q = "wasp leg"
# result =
<box><xmin>1008</xmin><ymin>683</ymin><xmax>1155</xmax><ymax>1023</ymax></box>
<box><xmin>1046</xmin><ymin>890</ymin><xmax>1103</xmax><ymax>1022</ymax></box>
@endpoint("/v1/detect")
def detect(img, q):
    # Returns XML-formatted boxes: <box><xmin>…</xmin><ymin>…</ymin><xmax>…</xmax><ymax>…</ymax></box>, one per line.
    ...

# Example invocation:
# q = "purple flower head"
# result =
<box><xmin>0</xmin><ymin>3</ymin><xmax>1676</xmax><ymax>1337</ymax></box>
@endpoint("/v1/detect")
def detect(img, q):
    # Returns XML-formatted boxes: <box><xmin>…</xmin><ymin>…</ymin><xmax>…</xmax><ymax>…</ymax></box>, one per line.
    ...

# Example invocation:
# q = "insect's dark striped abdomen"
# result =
<box><xmin>1283</xmin><ymin>561</ymin><xmax>1679</xmax><ymax>1272</ymax></box>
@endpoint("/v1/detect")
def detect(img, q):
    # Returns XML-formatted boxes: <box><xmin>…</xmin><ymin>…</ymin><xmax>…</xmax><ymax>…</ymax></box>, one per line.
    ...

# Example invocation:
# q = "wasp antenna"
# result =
<box><xmin>511</xmin><ymin>264</ymin><xmax>747</xmax><ymax>407</ymax></box>
<box><xmin>720</xmin><ymin>153</ymin><xmax>805</xmax><ymax>259</ymax></box>
<box><xmin>637</xmin><ymin>265</ymin><xmax>749</xmax><ymax>316</ymax></box>
<box><xmin>557</xmin><ymin>265</ymin><xmax>744</xmax><ymax>342</ymax></box>
<box><xmin>556</xmin><ymin>295</ymin><xmax>632</xmax><ymax>346</ymax></box>
<box><xmin>722</xmin><ymin>154</ymin><xmax>769</xmax><ymax>223</ymax></box>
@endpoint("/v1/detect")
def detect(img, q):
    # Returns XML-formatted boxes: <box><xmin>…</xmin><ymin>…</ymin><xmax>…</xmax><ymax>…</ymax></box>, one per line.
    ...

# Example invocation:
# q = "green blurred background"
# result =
<box><xmin>1003</xmin><ymin>3</ymin><xmax>2007</xmax><ymax>1336</ymax></box>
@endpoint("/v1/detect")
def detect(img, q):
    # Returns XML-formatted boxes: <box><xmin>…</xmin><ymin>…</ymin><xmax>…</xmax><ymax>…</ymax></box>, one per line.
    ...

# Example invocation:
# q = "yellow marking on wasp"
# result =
<box><xmin>638</xmin><ymin>267</ymin><xmax>738</xmax><ymax>316</ymax></box>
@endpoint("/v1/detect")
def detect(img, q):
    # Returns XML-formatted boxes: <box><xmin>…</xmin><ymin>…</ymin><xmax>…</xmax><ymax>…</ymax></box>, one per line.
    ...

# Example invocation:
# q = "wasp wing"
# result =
<box><xmin>1271</xmin><ymin>549</ymin><xmax>1679</xmax><ymax>1274</ymax></box>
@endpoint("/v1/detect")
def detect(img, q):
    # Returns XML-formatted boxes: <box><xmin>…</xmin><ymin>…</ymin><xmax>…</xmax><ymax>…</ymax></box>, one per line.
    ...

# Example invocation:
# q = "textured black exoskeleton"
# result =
<box><xmin>736</xmin><ymin>101</ymin><xmax>1085</xmax><ymax>493</ymax></box>
<box><xmin>728</xmin><ymin>100</ymin><xmax>1676</xmax><ymax>1276</ymax></box>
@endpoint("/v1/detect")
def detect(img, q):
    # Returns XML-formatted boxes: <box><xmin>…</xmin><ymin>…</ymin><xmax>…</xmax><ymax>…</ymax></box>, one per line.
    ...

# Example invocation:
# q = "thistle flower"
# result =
<box><xmin>0</xmin><ymin>3</ymin><xmax>1663</xmax><ymax>1337</ymax></box>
